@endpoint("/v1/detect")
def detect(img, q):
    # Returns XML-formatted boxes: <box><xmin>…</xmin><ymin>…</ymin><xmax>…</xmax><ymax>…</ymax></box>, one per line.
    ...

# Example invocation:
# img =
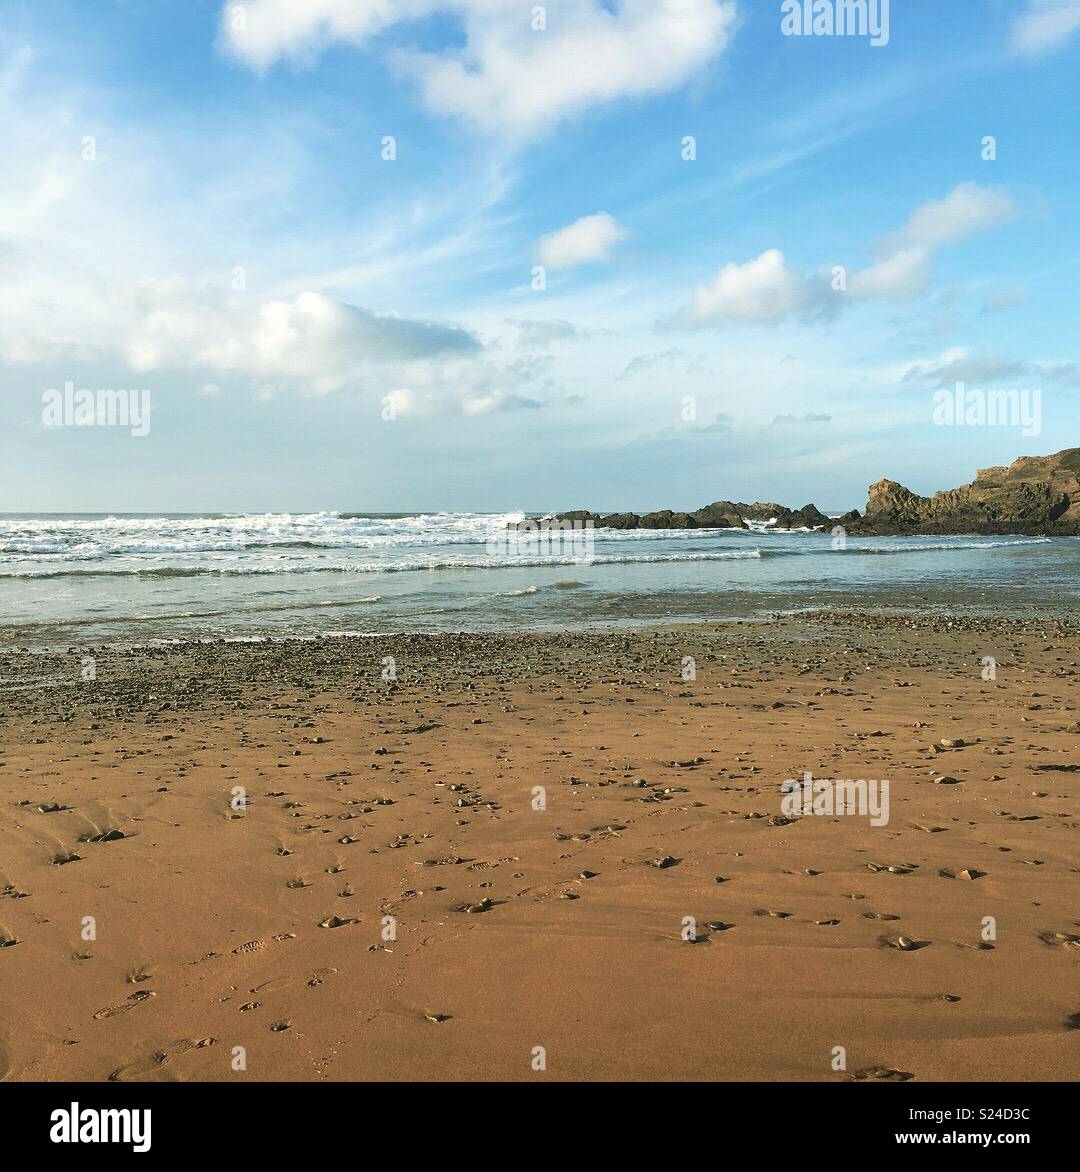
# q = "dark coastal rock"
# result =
<box><xmin>639</xmin><ymin>510</ymin><xmax>698</xmax><ymax>529</ymax></box>
<box><xmin>540</xmin><ymin>498</ymin><xmax>831</xmax><ymax>532</ymax></box>
<box><xmin>549</xmin><ymin>509</ymin><xmax>599</xmax><ymax>525</ymax></box>
<box><xmin>726</xmin><ymin>501</ymin><xmax>830</xmax><ymax>530</ymax></box>
<box><xmin>691</xmin><ymin>501</ymin><xmax>746</xmax><ymax>529</ymax></box>
<box><xmin>848</xmin><ymin>448</ymin><xmax>1080</xmax><ymax>536</ymax></box>
<box><xmin>736</xmin><ymin>501</ymin><xmax>791</xmax><ymax>525</ymax></box>
<box><xmin>599</xmin><ymin>512</ymin><xmax>643</xmax><ymax>529</ymax></box>
<box><xmin>789</xmin><ymin>503</ymin><xmax>832</xmax><ymax>529</ymax></box>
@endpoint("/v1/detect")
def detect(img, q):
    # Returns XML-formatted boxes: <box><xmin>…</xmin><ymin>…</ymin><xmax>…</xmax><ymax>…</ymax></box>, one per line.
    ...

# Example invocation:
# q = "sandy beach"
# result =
<box><xmin>1</xmin><ymin>611</ymin><xmax>1076</xmax><ymax>1082</ymax></box>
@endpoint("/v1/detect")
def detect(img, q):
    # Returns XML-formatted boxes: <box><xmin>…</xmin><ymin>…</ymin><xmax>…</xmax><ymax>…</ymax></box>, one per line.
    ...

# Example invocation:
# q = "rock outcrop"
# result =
<box><xmin>516</xmin><ymin>448</ymin><xmax>1080</xmax><ymax>536</ymax></box>
<box><xmin>531</xmin><ymin>501</ymin><xmax>832</xmax><ymax>532</ymax></box>
<box><xmin>846</xmin><ymin>448</ymin><xmax>1080</xmax><ymax>535</ymax></box>
<box><xmin>691</xmin><ymin>501</ymin><xmax>748</xmax><ymax>528</ymax></box>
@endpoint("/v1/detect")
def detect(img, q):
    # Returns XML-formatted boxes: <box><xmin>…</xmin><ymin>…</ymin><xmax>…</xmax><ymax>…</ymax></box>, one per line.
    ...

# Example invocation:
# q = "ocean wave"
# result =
<box><xmin>0</xmin><ymin>549</ymin><xmax>765</xmax><ymax>579</ymax></box>
<box><xmin>1</xmin><ymin>595</ymin><xmax>387</xmax><ymax>627</ymax></box>
<box><xmin>843</xmin><ymin>538</ymin><xmax>1053</xmax><ymax>554</ymax></box>
<box><xmin>0</xmin><ymin>509</ymin><xmax>1060</xmax><ymax>565</ymax></box>
<box><xmin>0</xmin><ymin>510</ymin><xmax>530</xmax><ymax>557</ymax></box>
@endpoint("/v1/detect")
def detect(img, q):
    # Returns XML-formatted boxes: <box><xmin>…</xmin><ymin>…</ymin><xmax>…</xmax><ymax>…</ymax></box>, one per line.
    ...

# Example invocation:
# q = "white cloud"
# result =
<box><xmin>909</xmin><ymin>352</ymin><xmax>1030</xmax><ymax>387</ymax></box>
<box><xmin>0</xmin><ymin>263</ymin><xmax>481</xmax><ymax>397</ymax></box>
<box><xmin>194</xmin><ymin>289</ymin><xmax>480</xmax><ymax>391</ymax></box>
<box><xmin>537</xmin><ymin>213</ymin><xmax>626</xmax><ymax>271</ymax></box>
<box><xmin>1012</xmin><ymin>0</ymin><xmax>1080</xmax><ymax>55</ymax></box>
<box><xmin>847</xmin><ymin>246</ymin><xmax>931</xmax><ymax>301</ymax></box>
<box><xmin>676</xmin><ymin>184</ymin><xmax>1018</xmax><ymax>326</ymax></box>
<box><xmin>890</xmin><ymin>346</ymin><xmax>971</xmax><ymax>384</ymax></box>
<box><xmin>217</xmin><ymin>0</ymin><xmax>429</xmax><ymax>71</ymax></box>
<box><xmin>220</xmin><ymin>0</ymin><xmax>737</xmax><ymax>138</ymax></box>
<box><xmin>894</xmin><ymin>348</ymin><xmax>1080</xmax><ymax>389</ymax></box>
<box><xmin>881</xmin><ymin>182</ymin><xmax>1016</xmax><ymax>254</ymax></box>
<box><xmin>504</xmin><ymin>319</ymin><xmax>590</xmax><ymax>349</ymax></box>
<box><xmin>619</xmin><ymin>348</ymin><xmax>685</xmax><ymax>379</ymax></box>
<box><xmin>848</xmin><ymin>184</ymin><xmax>1015</xmax><ymax>303</ymax></box>
<box><xmin>679</xmin><ymin>249</ymin><xmax>832</xmax><ymax>325</ymax></box>
<box><xmin>383</xmin><ymin>384</ymin><xmax>543</xmax><ymax>419</ymax></box>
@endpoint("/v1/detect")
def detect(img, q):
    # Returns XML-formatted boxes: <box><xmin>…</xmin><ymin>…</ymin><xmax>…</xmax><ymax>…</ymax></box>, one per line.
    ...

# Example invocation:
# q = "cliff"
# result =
<box><xmin>846</xmin><ymin>448</ymin><xmax>1080</xmax><ymax>535</ymax></box>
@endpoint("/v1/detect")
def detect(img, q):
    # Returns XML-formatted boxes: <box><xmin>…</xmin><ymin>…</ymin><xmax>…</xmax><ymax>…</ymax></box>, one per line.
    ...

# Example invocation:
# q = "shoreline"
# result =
<box><xmin>2</xmin><ymin>594</ymin><xmax>1079</xmax><ymax>658</ymax></box>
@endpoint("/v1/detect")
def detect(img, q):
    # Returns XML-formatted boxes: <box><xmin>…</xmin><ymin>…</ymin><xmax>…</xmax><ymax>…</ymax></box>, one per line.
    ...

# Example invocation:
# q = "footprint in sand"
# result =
<box><xmin>231</xmin><ymin>939</ymin><xmax>267</xmax><ymax>956</ymax></box>
<box><xmin>93</xmin><ymin>990</ymin><xmax>157</xmax><ymax>1020</ymax></box>
<box><xmin>214</xmin><ymin>932</ymin><xmax>294</xmax><ymax>964</ymax></box>
<box><xmin>249</xmin><ymin>967</ymin><xmax>337</xmax><ymax>996</ymax></box>
<box><xmin>108</xmin><ymin>1037</ymin><xmax>215</xmax><ymax>1082</ymax></box>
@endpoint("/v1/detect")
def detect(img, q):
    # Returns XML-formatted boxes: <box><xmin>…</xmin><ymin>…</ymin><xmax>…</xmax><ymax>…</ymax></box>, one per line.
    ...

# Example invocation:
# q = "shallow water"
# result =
<box><xmin>1</xmin><ymin>511</ymin><xmax>1077</xmax><ymax>648</ymax></box>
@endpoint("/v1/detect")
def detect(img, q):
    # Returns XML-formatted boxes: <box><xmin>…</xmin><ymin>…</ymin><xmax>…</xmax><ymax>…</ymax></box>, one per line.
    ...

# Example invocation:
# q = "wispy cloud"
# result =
<box><xmin>220</xmin><ymin>0</ymin><xmax>738</xmax><ymax>139</ymax></box>
<box><xmin>1012</xmin><ymin>0</ymin><xmax>1080</xmax><ymax>55</ymax></box>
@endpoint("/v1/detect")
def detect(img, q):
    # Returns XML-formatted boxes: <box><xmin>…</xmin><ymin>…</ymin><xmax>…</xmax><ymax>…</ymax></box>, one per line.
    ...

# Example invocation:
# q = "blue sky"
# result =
<box><xmin>2</xmin><ymin>0</ymin><xmax>1078</xmax><ymax>512</ymax></box>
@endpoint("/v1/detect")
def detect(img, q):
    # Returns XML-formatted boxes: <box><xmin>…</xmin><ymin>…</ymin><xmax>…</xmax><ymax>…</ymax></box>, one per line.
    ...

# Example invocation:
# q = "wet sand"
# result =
<box><xmin>0</xmin><ymin>612</ymin><xmax>1077</xmax><ymax>1082</ymax></box>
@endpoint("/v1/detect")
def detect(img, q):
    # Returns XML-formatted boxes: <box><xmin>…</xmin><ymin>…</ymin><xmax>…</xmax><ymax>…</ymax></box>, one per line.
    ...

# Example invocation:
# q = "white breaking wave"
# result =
<box><xmin>0</xmin><ymin>549</ymin><xmax>765</xmax><ymax>578</ymax></box>
<box><xmin>0</xmin><ymin>511</ymin><xmax>528</xmax><ymax>558</ymax></box>
<box><xmin>850</xmin><ymin>537</ymin><xmax>1053</xmax><ymax>553</ymax></box>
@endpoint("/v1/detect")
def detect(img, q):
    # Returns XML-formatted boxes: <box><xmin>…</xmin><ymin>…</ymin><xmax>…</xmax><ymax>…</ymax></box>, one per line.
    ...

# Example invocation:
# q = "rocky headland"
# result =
<box><xmin>532</xmin><ymin>448</ymin><xmax>1080</xmax><ymax>536</ymax></box>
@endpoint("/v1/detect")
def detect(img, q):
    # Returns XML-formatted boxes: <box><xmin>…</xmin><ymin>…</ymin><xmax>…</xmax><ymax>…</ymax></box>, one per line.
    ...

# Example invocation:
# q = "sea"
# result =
<box><xmin>0</xmin><ymin>511</ymin><xmax>1076</xmax><ymax>649</ymax></box>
